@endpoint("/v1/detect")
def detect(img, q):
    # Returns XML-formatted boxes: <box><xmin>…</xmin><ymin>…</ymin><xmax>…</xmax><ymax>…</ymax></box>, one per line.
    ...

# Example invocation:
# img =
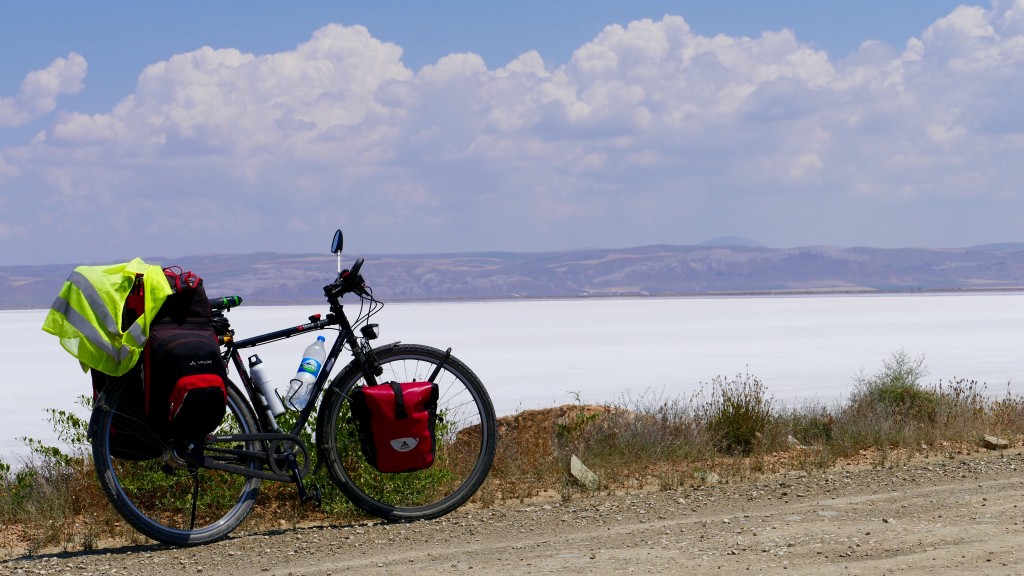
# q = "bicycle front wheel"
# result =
<box><xmin>318</xmin><ymin>343</ymin><xmax>497</xmax><ymax>521</ymax></box>
<box><xmin>90</xmin><ymin>380</ymin><xmax>261</xmax><ymax>546</ymax></box>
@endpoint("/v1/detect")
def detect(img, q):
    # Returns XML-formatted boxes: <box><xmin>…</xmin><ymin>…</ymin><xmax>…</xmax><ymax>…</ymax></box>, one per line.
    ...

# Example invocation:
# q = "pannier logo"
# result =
<box><xmin>188</xmin><ymin>359</ymin><xmax>214</xmax><ymax>367</ymax></box>
<box><xmin>390</xmin><ymin>437</ymin><xmax>419</xmax><ymax>452</ymax></box>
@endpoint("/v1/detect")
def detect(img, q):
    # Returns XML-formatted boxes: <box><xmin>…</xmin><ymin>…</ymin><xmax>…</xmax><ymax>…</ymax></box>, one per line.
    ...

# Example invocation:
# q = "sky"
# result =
<box><xmin>2</xmin><ymin>0</ymin><xmax>1022</xmax><ymax>266</ymax></box>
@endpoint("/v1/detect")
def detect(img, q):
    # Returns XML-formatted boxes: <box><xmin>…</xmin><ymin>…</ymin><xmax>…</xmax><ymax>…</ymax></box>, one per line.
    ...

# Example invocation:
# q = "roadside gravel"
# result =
<box><xmin>4</xmin><ymin>447</ymin><xmax>1024</xmax><ymax>575</ymax></box>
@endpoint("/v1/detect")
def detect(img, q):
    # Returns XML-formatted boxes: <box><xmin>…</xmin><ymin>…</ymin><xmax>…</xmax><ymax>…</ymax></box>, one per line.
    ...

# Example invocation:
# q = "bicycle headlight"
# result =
<box><xmin>361</xmin><ymin>323</ymin><xmax>379</xmax><ymax>340</ymax></box>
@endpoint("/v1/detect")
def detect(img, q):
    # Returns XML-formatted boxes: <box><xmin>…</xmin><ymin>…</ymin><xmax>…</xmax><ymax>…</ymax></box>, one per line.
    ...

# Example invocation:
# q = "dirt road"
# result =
<box><xmin>4</xmin><ymin>447</ymin><xmax>1024</xmax><ymax>575</ymax></box>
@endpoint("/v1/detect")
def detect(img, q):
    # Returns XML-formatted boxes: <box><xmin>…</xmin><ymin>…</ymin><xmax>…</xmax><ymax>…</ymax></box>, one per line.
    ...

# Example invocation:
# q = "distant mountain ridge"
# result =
<box><xmin>3</xmin><ymin>243</ymin><xmax>1024</xmax><ymax>309</ymax></box>
<box><xmin>698</xmin><ymin>236</ymin><xmax>765</xmax><ymax>248</ymax></box>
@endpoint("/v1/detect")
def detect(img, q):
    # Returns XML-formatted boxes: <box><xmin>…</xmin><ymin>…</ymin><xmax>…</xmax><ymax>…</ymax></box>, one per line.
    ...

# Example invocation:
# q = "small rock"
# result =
<box><xmin>982</xmin><ymin>435</ymin><xmax>1010</xmax><ymax>450</ymax></box>
<box><xmin>570</xmin><ymin>455</ymin><xmax>599</xmax><ymax>490</ymax></box>
<box><xmin>694</xmin><ymin>471</ymin><xmax>721</xmax><ymax>485</ymax></box>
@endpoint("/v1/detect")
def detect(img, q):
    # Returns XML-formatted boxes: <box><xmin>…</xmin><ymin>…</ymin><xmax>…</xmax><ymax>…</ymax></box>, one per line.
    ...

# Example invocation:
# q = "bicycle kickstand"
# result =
<box><xmin>284</xmin><ymin>454</ymin><xmax>322</xmax><ymax>507</ymax></box>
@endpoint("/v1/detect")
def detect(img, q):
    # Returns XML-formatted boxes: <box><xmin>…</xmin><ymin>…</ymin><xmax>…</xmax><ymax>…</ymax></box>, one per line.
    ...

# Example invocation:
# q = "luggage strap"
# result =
<box><xmin>388</xmin><ymin>381</ymin><xmax>408</xmax><ymax>419</ymax></box>
<box><xmin>164</xmin><ymin>266</ymin><xmax>201</xmax><ymax>292</ymax></box>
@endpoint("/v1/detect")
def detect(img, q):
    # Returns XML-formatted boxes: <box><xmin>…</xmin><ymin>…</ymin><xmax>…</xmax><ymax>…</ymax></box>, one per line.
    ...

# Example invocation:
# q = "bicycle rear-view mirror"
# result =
<box><xmin>331</xmin><ymin>229</ymin><xmax>343</xmax><ymax>254</ymax></box>
<box><xmin>332</xmin><ymin>229</ymin><xmax>344</xmax><ymax>276</ymax></box>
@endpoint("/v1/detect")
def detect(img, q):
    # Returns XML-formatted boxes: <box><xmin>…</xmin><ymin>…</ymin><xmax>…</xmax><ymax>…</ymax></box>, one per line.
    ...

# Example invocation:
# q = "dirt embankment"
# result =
<box><xmin>4</xmin><ymin>445</ymin><xmax>1024</xmax><ymax>575</ymax></box>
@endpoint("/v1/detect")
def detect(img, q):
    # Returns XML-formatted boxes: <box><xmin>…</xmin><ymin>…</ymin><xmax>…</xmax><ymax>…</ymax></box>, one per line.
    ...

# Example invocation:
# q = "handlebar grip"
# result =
<box><xmin>210</xmin><ymin>296</ymin><xmax>243</xmax><ymax>311</ymax></box>
<box><xmin>341</xmin><ymin>258</ymin><xmax>366</xmax><ymax>291</ymax></box>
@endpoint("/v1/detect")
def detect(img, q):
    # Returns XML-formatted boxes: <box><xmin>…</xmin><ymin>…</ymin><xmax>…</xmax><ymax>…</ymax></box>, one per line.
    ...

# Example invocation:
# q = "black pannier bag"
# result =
<box><xmin>144</xmin><ymin>268</ymin><xmax>227</xmax><ymax>441</ymax></box>
<box><xmin>349</xmin><ymin>381</ymin><xmax>439</xmax><ymax>473</ymax></box>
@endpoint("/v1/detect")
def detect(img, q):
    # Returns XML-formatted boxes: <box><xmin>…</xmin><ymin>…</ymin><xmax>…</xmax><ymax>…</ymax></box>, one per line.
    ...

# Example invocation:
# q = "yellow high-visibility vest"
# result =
<box><xmin>42</xmin><ymin>258</ymin><xmax>173</xmax><ymax>376</ymax></box>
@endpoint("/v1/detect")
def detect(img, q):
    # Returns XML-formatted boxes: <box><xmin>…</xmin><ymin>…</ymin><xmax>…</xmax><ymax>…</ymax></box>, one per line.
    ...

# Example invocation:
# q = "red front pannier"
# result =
<box><xmin>349</xmin><ymin>381</ymin><xmax>439</xmax><ymax>473</ymax></box>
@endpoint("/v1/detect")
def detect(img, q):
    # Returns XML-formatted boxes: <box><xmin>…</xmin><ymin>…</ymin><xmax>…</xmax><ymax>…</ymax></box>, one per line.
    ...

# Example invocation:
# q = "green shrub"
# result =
<box><xmin>701</xmin><ymin>372</ymin><xmax>774</xmax><ymax>455</ymax></box>
<box><xmin>787</xmin><ymin>406</ymin><xmax>835</xmax><ymax>445</ymax></box>
<box><xmin>848</xmin><ymin>349</ymin><xmax>935</xmax><ymax>415</ymax></box>
<box><xmin>836</xmin><ymin>350</ymin><xmax>995</xmax><ymax>454</ymax></box>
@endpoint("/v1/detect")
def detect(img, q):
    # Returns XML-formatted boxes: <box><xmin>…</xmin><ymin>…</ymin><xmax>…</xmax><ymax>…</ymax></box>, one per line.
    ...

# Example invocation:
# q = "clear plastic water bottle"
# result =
<box><xmin>248</xmin><ymin>354</ymin><xmax>286</xmax><ymax>417</ymax></box>
<box><xmin>286</xmin><ymin>335</ymin><xmax>326</xmax><ymax>410</ymax></box>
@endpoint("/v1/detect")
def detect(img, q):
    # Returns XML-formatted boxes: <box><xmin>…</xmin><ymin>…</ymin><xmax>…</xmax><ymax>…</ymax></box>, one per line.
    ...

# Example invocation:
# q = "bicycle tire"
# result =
<box><xmin>317</xmin><ymin>343</ymin><xmax>497</xmax><ymax>521</ymax></box>
<box><xmin>90</xmin><ymin>380</ymin><xmax>262</xmax><ymax>546</ymax></box>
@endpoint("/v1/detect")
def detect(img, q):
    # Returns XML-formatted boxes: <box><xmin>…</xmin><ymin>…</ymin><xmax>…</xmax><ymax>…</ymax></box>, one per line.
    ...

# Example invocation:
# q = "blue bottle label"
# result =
<box><xmin>299</xmin><ymin>357</ymin><xmax>322</xmax><ymax>376</ymax></box>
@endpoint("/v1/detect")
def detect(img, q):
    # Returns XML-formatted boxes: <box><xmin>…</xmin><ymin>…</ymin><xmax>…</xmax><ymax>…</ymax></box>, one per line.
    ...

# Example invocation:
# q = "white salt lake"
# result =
<box><xmin>3</xmin><ymin>292</ymin><xmax>1023</xmax><ymax>464</ymax></box>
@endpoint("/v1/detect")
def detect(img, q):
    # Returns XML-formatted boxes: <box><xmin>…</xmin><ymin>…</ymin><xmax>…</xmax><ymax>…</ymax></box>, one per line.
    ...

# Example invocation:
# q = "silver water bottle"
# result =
<box><xmin>249</xmin><ymin>354</ymin><xmax>286</xmax><ymax>417</ymax></box>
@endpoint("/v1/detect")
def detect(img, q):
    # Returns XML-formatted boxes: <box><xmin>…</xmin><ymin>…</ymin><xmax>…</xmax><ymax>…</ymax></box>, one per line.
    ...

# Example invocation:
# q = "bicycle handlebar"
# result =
<box><xmin>324</xmin><ymin>257</ymin><xmax>369</xmax><ymax>300</ymax></box>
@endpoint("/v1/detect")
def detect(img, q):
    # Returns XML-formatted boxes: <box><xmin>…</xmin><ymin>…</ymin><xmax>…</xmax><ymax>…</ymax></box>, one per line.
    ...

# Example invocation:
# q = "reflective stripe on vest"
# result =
<box><xmin>64</xmin><ymin>270</ymin><xmax>146</xmax><ymax>347</ymax></box>
<box><xmin>49</xmin><ymin>293</ymin><xmax>134</xmax><ymax>364</ymax></box>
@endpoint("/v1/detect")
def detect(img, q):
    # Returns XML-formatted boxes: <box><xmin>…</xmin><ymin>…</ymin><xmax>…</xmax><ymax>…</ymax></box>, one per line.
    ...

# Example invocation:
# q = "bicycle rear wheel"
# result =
<box><xmin>318</xmin><ymin>343</ymin><xmax>497</xmax><ymax>521</ymax></box>
<box><xmin>90</xmin><ymin>379</ymin><xmax>261</xmax><ymax>546</ymax></box>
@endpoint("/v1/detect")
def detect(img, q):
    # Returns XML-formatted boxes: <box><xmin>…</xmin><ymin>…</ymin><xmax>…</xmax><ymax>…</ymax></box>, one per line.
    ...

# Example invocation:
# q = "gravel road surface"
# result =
<box><xmin>4</xmin><ymin>447</ymin><xmax>1023</xmax><ymax>575</ymax></box>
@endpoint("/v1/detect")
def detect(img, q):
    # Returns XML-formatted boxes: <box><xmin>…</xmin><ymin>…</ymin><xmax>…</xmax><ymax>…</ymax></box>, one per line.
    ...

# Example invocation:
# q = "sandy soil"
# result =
<box><xmin>3</xmin><ymin>446</ymin><xmax>1024</xmax><ymax>575</ymax></box>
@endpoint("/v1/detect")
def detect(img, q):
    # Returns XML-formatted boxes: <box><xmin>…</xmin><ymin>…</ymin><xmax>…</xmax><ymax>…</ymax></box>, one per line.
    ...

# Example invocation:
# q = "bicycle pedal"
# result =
<box><xmin>301</xmin><ymin>482</ymin><xmax>323</xmax><ymax>507</ymax></box>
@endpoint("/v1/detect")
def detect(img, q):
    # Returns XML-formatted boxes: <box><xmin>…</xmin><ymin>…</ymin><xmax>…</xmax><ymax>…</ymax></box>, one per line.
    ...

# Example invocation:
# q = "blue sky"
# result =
<box><xmin>1</xmin><ymin>1</ymin><xmax>1020</xmax><ymax>265</ymax></box>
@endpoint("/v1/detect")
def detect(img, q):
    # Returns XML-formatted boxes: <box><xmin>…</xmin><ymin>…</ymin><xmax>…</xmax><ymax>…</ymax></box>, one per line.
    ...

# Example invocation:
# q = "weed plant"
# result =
<box><xmin>700</xmin><ymin>371</ymin><xmax>775</xmax><ymax>455</ymax></box>
<box><xmin>4</xmin><ymin>349</ymin><xmax>1024</xmax><ymax>556</ymax></box>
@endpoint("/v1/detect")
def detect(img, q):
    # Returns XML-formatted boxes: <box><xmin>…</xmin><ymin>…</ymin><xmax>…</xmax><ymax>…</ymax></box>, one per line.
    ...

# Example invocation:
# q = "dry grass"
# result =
<box><xmin>0</xmin><ymin>453</ymin><xmax>123</xmax><ymax>555</ymax></box>
<box><xmin>3</xmin><ymin>350</ymin><xmax>1022</xmax><ymax>556</ymax></box>
<box><xmin>482</xmin><ymin>351</ymin><xmax>1022</xmax><ymax>500</ymax></box>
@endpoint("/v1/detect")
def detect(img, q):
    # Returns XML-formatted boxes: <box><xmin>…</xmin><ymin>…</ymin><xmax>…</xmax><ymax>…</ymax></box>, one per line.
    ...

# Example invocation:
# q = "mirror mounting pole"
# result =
<box><xmin>331</xmin><ymin>229</ymin><xmax>344</xmax><ymax>276</ymax></box>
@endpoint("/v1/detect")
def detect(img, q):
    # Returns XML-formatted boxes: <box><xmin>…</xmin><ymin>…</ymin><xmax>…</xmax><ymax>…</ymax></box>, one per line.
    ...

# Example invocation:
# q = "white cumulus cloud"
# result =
<box><xmin>0</xmin><ymin>53</ymin><xmax>87</xmax><ymax>128</ymax></box>
<box><xmin>2</xmin><ymin>4</ymin><xmax>1024</xmax><ymax>264</ymax></box>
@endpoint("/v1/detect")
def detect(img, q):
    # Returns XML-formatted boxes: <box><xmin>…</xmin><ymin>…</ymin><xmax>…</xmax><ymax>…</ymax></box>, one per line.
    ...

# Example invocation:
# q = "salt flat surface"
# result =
<box><xmin>4</xmin><ymin>293</ymin><xmax>1022</xmax><ymax>464</ymax></box>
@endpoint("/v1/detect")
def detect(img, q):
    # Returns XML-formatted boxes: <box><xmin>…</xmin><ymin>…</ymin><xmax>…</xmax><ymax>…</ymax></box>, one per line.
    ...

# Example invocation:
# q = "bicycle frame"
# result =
<box><xmin>226</xmin><ymin>311</ymin><xmax>353</xmax><ymax>435</ymax></box>
<box><xmin>202</xmin><ymin>295</ymin><xmax>385</xmax><ymax>499</ymax></box>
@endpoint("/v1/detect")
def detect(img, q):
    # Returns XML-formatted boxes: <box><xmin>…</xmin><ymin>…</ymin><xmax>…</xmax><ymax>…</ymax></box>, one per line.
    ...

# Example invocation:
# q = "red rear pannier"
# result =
<box><xmin>349</xmin><ymin>381</ymin><xmax>439</xmax><ymax>473</ymax></box>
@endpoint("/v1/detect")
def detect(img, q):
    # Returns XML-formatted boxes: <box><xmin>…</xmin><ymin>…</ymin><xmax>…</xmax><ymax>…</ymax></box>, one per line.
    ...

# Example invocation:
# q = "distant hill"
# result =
<box><xmin>698</xmin><ymin>236</ymin><xmax>765</xmax><ymax>248</ymax></box>
<box><xmin>4</xmin><ymin>243</ymin><xmax>1024</xmax><ymax>310</ymax></box>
